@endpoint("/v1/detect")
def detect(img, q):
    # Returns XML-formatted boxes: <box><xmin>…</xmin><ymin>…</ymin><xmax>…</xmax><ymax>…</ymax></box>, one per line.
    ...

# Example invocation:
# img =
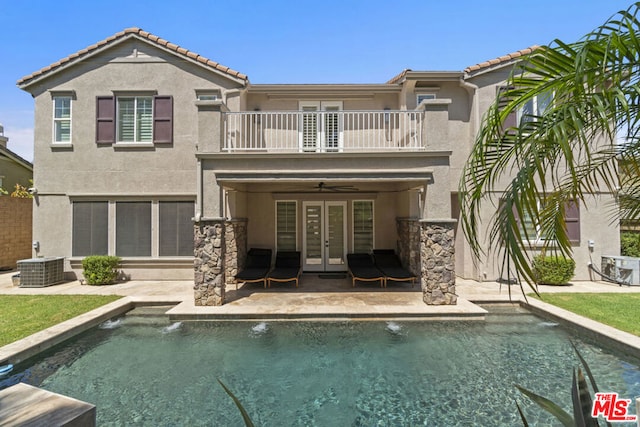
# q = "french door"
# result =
<box><xmin>299</xmin><ymin>101</ymin><xmax>343</xmax><ymax>152</ymax></box>
<box><xmin>302</xmin><ymin>201</ymin><xmax>347</xmax><ymax>272</ymax></box>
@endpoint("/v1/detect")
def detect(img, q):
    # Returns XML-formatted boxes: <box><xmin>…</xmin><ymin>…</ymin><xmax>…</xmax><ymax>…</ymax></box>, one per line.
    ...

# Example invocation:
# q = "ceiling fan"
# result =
<box><xmin>315</xmin><ymin>182</ymin><xmax>358</xmax><ymax>192</ymax></box>
<box><xmin>277</xmin><ymin>182</ymin><xmax>359</xmax><ymax>193</ymax></box>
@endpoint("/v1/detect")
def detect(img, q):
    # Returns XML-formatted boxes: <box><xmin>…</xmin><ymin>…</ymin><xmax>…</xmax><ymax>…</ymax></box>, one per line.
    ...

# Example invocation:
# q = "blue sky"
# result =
<box><xmin>0</xmin><ymin>0</ymin><xmax>634</xmax><ymax>161</ymax></box>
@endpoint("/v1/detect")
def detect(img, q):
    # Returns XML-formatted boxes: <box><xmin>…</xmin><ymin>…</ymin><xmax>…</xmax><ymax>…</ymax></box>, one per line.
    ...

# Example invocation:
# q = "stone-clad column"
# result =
<box><xmin>420</xmin><ymin>219</ymin><xmax>457</xmax><ymax>305</ymax></box>
<box><xmin>396</xmin><ymin>218</ymin><xmax>421</xmax><ymax>276</ymax></box>
<box><xmin>194</xmin><ymin>219</ymin><xmax>225</xmax><ymax>306</ymax></box>
<box><xmin>224</xmin><ymin>219</ymin><xmax>247</xmax><ymax>288</ymax></box>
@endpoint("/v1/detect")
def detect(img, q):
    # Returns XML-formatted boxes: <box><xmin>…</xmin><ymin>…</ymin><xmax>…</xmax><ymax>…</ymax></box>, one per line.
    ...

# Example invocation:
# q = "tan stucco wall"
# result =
<box><xmin>24</xmin><ymin>39</ymin><xmax>244</xmax><ymax>279</ymax></box>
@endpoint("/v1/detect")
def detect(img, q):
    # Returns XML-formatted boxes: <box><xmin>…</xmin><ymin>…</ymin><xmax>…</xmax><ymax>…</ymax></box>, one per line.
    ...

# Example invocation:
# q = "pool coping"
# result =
<box><xmin>0</xmin><ymin>297</ymin><xmax>180</xmax><ymax>365</ymax></box>
<box><xmin>520</xmin><ymin>297</ymin><xmax>640</xmax><ymax>360</ymax></box>
<box><xmin>1</xmin><ymin>295</ymin><xmax>639</xmax><ymax>367</ymax></box>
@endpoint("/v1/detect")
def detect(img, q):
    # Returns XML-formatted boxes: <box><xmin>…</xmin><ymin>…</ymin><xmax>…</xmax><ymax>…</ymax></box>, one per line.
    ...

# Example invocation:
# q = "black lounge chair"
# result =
<box><xmin>235</xmin><ymin>248</ymin><xmax>272</xmax><ymax>289</ymax></box>
<box><xmin>347</xmin><ymin>253</ymin><xmax>385</xmax><ymax>288</ymax></box>
<box><xmin>267</xmin><ymin>251</ymin><xmax>301</xmax><ymax>288</ymax></box>
<box><xmin>373</xmin><ymin>249</ymin><xmax>417</xmax><ymax>287</ymax></box>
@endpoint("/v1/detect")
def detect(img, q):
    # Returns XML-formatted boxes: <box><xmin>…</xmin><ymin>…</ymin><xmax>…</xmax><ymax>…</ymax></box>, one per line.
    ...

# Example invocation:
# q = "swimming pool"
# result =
<box><xmin>1</xmin><ymin>306</ymin><xmax>639</xmax><ymax>426</ymax></box>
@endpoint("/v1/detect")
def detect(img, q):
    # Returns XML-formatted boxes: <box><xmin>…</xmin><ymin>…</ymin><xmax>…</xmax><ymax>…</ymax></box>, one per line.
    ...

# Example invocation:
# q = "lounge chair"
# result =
<box><xmin>373</xmin><ymin>249</ymin><xmax>417</xmax><ymax>287</ymax></box>
<box><xmin>235</xmin><ymin>248</ymin><xmax>272</xmax><ymax>289</ymax></box>
<box><xmin>267</xmin><ymin>251</ymin><xmax>301</xmax><ymax>288</ymax></box>
<box><xmin>347</xmin><ymin>253</ymin><xmax>385</xmax><ymax>288</ymax></box>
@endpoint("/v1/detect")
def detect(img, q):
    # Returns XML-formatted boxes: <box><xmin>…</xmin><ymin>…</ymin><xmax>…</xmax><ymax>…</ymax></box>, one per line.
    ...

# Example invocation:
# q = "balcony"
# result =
<box><xmin>223</xmin><ymin>110</ymin><xmax>425</xmax><ymax>153</ymax></box>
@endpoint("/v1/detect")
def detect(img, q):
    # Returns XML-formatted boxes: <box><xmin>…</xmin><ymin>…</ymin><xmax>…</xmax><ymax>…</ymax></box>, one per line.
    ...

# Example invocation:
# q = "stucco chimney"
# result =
<box><xmin>0</xmin><ymin>124</ymin><xmax>7</xmax><ymax>148</ymax></box>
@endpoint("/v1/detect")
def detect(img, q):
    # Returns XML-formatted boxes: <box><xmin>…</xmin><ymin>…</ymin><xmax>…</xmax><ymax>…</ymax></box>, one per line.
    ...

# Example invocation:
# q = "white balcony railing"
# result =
<box><xmin>223</xmin><ymin>110</ymin><xmax>425</xmax><ymax>152</ymax></box>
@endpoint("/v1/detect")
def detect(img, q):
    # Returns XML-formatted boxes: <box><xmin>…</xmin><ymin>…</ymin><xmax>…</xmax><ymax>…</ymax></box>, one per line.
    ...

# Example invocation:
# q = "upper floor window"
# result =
<box><xmin>518</xmin><ymin>92</ymin><xmax>553</xmax><ymax>124</ymax></box>
<box><xmin>53</xmin><ymin>96</ymin><xmax>72</xmax><ymax>143</ymax></box>
<box><xmin>416</xmin><ymin>93</ymin><xmax>436</xmax><ymax>106</ymax></box>
<box><xmin>117</xmin><ymin>97</ymin><xmax>153</xmax><ymax>142</ymax></box>
<box><xmin>96</xmin><ymin>95</ymin><xmax>173</xmax><ymax>145</ymax></box>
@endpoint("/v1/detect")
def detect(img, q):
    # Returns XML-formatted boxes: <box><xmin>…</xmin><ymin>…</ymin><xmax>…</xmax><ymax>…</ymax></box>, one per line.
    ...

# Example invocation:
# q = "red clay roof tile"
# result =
<box><xmin>464</xmin><ymin>46</ymin><xmax>539</xmax><ymax>73</ymax></box>
<box><xmin>18</xmin><ymin>27</ymin><xmax>248</xmax><ymax>86</ymax></box>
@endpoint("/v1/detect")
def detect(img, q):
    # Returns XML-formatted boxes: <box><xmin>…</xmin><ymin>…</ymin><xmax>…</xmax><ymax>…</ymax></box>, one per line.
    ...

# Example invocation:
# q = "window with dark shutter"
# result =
<box><xmin>564</xmin><ymin>201</ymin><xmax>581</xmax><ymax>244</ymax></box>
<box><xmin>72</xmin><ymin>202</ymin><xmax>108</xmax><ymax>256</ymax></box>
<box><xmin>153</xmin><ymin>95</ymin><xmax>173</xmax><ymax>144</ymax></box>
<box><xmin>96</xmin><ymin>97</ymin><xmax>115</xmax><ymax>144</ymax></box>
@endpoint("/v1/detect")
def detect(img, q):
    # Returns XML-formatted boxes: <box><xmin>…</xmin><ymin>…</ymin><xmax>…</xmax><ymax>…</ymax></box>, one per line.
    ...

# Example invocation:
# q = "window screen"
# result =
<box><xmin>159</xmin><ymin>201</ymin><xmax>194</xmax><ymax>256</ymax></box>
<box><xmin>72</xmin><ymin>202</ymin><xmax>108</xmax><ymax>256</ymax></box>
<box><xmin>116</xmin><ymin>202</ymin><xmax>151</xmax><ymax>256</ymax></box>
<box><xmin>353</xmin><ymin>201</ymin><xmax>374</xmax><ymax>253</ymax></box>
<box><xmin>276</xmin><ymin>201</ymin><xmax>297</xmax><ymax>251</ymax></box>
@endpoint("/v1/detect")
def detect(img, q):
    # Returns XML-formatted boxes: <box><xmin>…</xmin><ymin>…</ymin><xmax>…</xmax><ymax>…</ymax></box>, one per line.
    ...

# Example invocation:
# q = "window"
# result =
<box><xmin>299</xmin><ymin>101</ymin><xmax>343</xmax><ymax>152</ymax></box>
<box><xmin>276</xmin><ymin>201</ymin><xmax>297</xmax><ymax>251</ymax></box>
<box><xmin>117</xmin><ymin>97</ymin><xmax>153</xmax><ymax>142</ymax></box>
<box><xmin>116</xmin><ymin>202</ymin><xmax>151</xmax><ymax>256</ymax></box>
<box><xmin>159</xmin><ymin>201</ymin><xmax>194</xmax><ymax>256</ymax></box>
<box><xmin>53</xmin><ymin>96</ymin><xmax>72</xmax><ymax>143</ymax></box>
<box><xmin>353</xmin><ymin>200</ymin><xmax>374</xmax><ymax>253</ymax></box>
<box><xmin>96</xmin><ymin>95</ymin><xmax>173</xmax><ymax>144</ymax></box>
<box><xmin>72</xmin><ymin>202</ymin><xmax>108</xmax><ymax>256</ymax></box>
<box><xmin>196</xmin><ymin>89</ymin><xmax>220</xmax><ymax>101</ymax></box>
<box><xmin>518</xmin><ymin>92</ymin><xmax>553</xmax><ymax>124</ymax></box>
<box><xmin>416</xmin><ymin>93</ymin><xmax>436</xmax><ymax>105</ymax></box>
<box><xmin>511</xmin><ymin>199</ymin><xmax>580</xmax><ymax>244</ymax></box>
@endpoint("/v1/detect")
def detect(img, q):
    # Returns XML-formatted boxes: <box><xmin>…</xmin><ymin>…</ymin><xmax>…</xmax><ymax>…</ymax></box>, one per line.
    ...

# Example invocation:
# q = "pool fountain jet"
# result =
<box><xmin>99</xmin><ymin>319</ymin><xmax>123</xmax><ymax>330</ymax></box>
<box><xmin>385</xmin><ymin>321</ymin><xmax>403</xmax><ymax>334</ymax></box>
<box><xmin>162</xmin><ymin>322</ymin><xmax>183</xmax><ymax>334</ymax></box>
<box><xmin>250</xmin><ymin>322</ymin><xmax>269</xmax><ymax>335</ymax></box>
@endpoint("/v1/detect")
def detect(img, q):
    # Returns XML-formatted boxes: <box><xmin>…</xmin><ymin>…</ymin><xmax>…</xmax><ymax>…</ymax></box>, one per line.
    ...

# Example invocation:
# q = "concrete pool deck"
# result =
<box><xmin>1</xmin><ymin>271</ymin><xmax>640</xmax><ymax>363</ymax></box>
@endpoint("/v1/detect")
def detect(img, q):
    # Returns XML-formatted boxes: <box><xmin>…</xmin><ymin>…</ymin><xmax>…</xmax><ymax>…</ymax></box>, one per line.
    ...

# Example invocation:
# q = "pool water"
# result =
<box><xmin>2</xmin><ymin>307</ymin><xmax>639</xmax><ymax>426</ymax></box>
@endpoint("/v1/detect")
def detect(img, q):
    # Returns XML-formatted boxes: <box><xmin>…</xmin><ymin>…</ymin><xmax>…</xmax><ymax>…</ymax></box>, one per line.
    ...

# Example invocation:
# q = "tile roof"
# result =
<box><xmin>386</xmin><ymin>68</ymin><xmax>412</xmax><ymax>85</ymax></box>
<box><xmin>464</xmin><ymin>46</ymin><xmax>539</xmax><ymax>73</ymax></box>
<box><xmin>17</xmin><ymin>27</ymin><xmax>248</xmax><ymax>87</ymax></box>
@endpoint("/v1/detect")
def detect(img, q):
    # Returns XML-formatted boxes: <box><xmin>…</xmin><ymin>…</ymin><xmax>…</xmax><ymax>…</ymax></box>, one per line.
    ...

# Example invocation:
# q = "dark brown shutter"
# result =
<box><xmin>96</xmin><ymin>96</ymin><xmax>115</xmax><ymax>144</ymax></box>
<box><xmin>153</xmin><ymin>95</ymin><xmax>173</xmax><ymax>144</ymax></box>
<box><xmin>565</xmin><ymin>201</ymin><xmax>580</xmax><ymax>244</ymax></box>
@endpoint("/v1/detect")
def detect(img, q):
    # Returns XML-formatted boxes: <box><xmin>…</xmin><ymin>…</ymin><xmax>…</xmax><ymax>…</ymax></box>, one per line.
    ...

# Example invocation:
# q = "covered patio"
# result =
<box><xmin>172</xmin><ymin>273</ymin><xmax>482</xmax><ymax>321</ymax></box>
<box><xmin>194</xmin><ymin>148</ymin><xmax>458</xmax><ymax>307</ymax></box>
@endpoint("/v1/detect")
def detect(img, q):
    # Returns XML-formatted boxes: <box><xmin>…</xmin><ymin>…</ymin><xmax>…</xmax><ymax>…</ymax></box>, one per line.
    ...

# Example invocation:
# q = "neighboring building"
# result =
<box><xmin>0</xmin><ymin>124</ymin><xmax>32</xmax><ymax>194</ymax></box>
<box><xmin>0</xmin><ymin>124</ymin><xmax>33</xmax><ymax>270</ymax></box>
<box><xmin>17</xmin><ymin>28</ymin><xmax>619</xmax><ymax>305</ymax></box>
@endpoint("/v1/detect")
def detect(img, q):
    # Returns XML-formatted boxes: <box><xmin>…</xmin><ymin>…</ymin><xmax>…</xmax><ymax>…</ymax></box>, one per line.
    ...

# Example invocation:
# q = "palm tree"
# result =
<box><xmin>460</xmin><ymin>2</ymin><xmax>640</xmax><ymax>290</ymax></box>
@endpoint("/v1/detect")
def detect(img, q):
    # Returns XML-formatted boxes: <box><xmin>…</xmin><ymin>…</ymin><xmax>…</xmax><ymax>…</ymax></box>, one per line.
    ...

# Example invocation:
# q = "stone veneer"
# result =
<box><xmin>420</xmin><ymin>220</ymin><xmax>457</xmax><ymax>305</ymax></box>
<box><xmin>194</xmin><ymin>220</ymin><xmax>225</xmax><ymax>306</ymax></box>
<box><xmin>224</xmin><ymin>219</ymin><xmax>247</xmax><ymax>288</ymax></box>
<box><xmin>396</xmin><ymin>218</ymin><xmax>421</xmax><ymax>276</ymax></box>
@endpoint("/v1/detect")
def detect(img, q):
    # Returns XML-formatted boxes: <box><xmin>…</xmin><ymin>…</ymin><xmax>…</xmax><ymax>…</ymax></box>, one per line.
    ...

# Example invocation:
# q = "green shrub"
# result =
<box><xmin>621</xmin><ymin>232</ymin><xmax>640</xmax><ymax>257</ymax></box>
<box><xmin>531</xmin><ymin>254</ymin><xmax>576</xmax><ymax>285</ymax></box>
<box><xmin>81</xmin><ymin>255</ymin><xmax>121</xmax><ymax>285</ymax></box>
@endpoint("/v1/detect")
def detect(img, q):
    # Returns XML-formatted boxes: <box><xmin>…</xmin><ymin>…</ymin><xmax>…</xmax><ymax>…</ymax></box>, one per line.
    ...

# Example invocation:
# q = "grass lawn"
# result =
<box><xmin>534</xmin><ymin>293</ymin><xmax>640</xmax><ymax>336</ymax></box>
<box><xmin>0</xmin><ymin>294</ymin><xmax>122</xmax><ymax>347</ymax></box>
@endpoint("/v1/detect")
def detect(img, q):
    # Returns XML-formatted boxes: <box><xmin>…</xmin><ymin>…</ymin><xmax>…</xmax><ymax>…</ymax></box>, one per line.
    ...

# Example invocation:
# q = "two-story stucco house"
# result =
<box><xmin>17</xmin><ymin>28</ymin><xmax>620</xmax><ymax>306</ymax></box>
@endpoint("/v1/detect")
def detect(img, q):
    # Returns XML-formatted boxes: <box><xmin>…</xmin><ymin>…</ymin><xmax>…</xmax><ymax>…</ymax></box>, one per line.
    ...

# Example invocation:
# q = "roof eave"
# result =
<box><xmin>18</xmin><ymin>30</ymin><xmax>248</xmax><ymax>91</ymax></box>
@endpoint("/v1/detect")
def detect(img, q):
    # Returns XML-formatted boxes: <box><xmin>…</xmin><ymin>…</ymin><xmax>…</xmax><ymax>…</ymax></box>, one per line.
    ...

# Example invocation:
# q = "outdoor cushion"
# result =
<box><xmin>235</xmin><ymin>248</ymin><xmax>272</xmax><ymax>288</ymax></box>
<box><xmin>267</xmin><ymin>251</ymin><xmax>301</xmax><ymax>287</ymax></box>
<box><xmin>347</xmin><ymin>253</ymin><xmax>385</xmax><ymax>288</ymax></box>
<box><xmin>373</xmin><ymin>250</ymin><xmax>416</xmax><ymax>287</ymax></box>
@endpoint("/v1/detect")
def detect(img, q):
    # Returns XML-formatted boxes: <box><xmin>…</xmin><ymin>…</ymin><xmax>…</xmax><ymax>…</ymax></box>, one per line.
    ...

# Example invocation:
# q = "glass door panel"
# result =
<box><xmin>304</xmin><ymin>203</ymin><xmax>323</xmax><ymax>269</ymax></box>
<box><xmin>326</xmin><ymin>202</ymin><xmax>345</xmax><ymax>269</ymax></box>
